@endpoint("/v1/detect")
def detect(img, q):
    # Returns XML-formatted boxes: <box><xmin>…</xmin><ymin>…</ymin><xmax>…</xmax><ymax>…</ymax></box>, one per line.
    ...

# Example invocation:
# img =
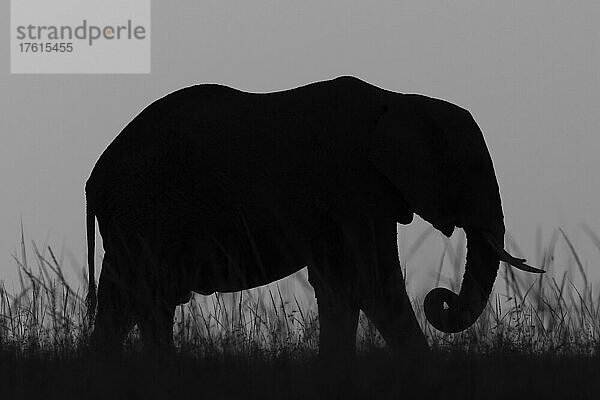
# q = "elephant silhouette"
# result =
<box><xmin>85</xmin><ymin>76</ymin><xmax>543</xmax><ymax>356</ymax></box>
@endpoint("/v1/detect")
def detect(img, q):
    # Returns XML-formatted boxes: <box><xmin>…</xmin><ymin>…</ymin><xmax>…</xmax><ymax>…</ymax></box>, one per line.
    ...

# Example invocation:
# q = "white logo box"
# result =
<box><xmin>11</xmin><ymin>0</ymin><xmax>151</xmax><ymax>74</ymax></box>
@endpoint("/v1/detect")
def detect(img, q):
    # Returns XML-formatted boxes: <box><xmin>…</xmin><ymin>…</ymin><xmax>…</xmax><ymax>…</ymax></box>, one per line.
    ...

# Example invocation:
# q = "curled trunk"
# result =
<box><xmin>424</xmin><ymin>230</ymin><xmax>499</xmax><ymax>333</ymax></box>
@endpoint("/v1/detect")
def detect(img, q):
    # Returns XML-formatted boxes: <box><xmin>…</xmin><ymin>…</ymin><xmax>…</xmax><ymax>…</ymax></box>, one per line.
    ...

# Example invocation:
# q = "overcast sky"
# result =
<box><xmin>1</xmin><ymin>1</ymin><xmax>599</xmax><ymax>296</ymax></box>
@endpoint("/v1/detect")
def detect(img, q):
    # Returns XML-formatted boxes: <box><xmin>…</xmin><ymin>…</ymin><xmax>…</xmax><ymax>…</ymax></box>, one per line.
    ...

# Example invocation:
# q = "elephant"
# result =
<box><xmin>85</xmin><ymin>75</ymin><xmax>543</xmax><ymax>356</ymax></box>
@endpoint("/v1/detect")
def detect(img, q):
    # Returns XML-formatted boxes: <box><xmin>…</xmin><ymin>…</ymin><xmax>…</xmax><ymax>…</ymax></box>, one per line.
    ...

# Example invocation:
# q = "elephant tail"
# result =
<box><xmin>85</xmin><ymin>198</ymin><xmax>97</xmax><ymax>324</ymax></box>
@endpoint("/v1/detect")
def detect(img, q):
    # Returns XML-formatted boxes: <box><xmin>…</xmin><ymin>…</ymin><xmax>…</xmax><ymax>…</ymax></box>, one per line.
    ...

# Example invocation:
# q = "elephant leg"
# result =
<box><xmin>359</xmin><ymin>222</ymin><xmax>428</xmax><ymax>356</ymax></box>
<box><xmin>137</xmin><ymin>295</ymin><xmax>176</xmax><ymax>350</ymax></box>
<box><xmin>310</xmin><ymin>269</ymin><xmax>360</xmax><ymax>362</ymax></box>
<box><xmin>309</xmin><ymin>231</ymin><xmax>360</xmax><ymax>362</ymax></box>
<box><xmin>91</xmin><ymin>254</ymin><xmax>136</xmax><ymax>351</ymax></box>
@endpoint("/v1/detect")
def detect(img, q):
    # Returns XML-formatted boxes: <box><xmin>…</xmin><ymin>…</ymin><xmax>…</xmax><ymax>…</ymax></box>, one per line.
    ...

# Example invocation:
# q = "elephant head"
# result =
<box><xmin>369</xmin><ymin>93</ymin><xmax>543</xmax><ymax>333</ymax></box>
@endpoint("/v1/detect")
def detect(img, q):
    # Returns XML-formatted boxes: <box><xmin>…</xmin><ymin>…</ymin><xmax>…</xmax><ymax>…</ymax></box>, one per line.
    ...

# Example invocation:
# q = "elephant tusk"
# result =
<box><xmin>483</xmin><ymin>232</ymin><xmax>545</xmax><ymax>274</ymax></box>
<box><xmin>504</xmin><ymin>257</ymin><xmax>545</xmax><ymax>274</ymax></box>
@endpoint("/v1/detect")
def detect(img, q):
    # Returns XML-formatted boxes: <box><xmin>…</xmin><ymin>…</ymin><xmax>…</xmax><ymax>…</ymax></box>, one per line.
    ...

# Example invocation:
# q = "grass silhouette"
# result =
<box><xmin>1</xmin><ymin>226</ymin><xmax>600</xmax><ymax>399</ymax></box>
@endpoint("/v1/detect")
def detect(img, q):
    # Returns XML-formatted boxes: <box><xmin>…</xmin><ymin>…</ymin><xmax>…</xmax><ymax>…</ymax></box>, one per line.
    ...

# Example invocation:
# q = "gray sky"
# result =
<box><xmin>1</xmin><ymin>1</ymin><xmax>599</xmax><ymax>295</ymax></box>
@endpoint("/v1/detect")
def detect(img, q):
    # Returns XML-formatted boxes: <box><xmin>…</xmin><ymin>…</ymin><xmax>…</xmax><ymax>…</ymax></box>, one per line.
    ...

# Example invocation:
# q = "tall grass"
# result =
<box><xmin>2</xmin><ymin>226</ymin><xmax>599</xmax><ymax>357</ymax></box>
<box><xmin>3</xmin><ymin>227</ymin><xmax>600</xmax><ymax>398</ymax></box>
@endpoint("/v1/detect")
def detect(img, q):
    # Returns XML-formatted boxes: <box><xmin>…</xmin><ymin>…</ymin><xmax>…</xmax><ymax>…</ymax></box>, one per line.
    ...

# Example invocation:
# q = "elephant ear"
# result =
<box><xmin>368</xmin><ymin>99</ymin><xmax>458</xmax><ymax>236</ymax></box>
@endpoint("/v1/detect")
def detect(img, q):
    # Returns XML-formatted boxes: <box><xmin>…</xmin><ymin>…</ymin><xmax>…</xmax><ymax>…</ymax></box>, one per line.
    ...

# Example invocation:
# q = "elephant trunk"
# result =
<box><xmin>424</xmin><ymin>229</ymin><xmax>499</xmax><ymax>333</ymax></box>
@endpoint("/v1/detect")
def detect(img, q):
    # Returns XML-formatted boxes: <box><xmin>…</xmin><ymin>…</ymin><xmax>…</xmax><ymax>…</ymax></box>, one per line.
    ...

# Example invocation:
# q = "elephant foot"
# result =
<box><xmin>314</xmin><ymin>356</ymin><xmax>358</xmax><ymax>399</ymax></box>
<box><xmin>87</xmin><ymin>331</ymin><xmax>126</xmax><ymax>362</ymax></box>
